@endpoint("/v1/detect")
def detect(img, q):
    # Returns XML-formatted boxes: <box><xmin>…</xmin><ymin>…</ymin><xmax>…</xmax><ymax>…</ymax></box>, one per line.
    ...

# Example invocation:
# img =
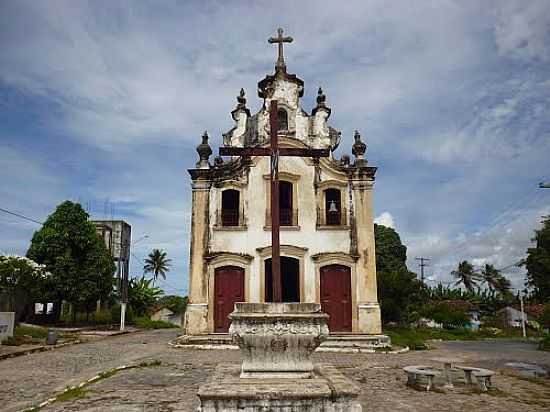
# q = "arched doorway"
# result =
<box><xmin>320</xmin><ymin>264</ymin><xmax>352</xmax><ymax>332</ymax></box>
<box><xmin>214</xmin><ymin>266</ymin><xmax>244</xmax><ymax>332</ymax></box>
<box><xmin>265</xmin><ymin>256</ymin><xmax>300</xmax><ymax>302</ymax></box>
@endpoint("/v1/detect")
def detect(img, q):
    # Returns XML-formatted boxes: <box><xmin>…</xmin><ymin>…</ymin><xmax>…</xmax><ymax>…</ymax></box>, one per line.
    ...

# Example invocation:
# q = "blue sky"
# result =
<box><xmin>1</xmin><ymin>0</ymin><xmax>549</xmax><ymax>295</ymax></box>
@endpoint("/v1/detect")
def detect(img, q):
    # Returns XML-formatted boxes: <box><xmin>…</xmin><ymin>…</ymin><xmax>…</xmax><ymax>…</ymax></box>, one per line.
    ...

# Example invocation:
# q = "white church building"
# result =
<box><xmin>184</xmin><ymin>33</ymin><xmax>382</xmax><ymax>337</ymax></box>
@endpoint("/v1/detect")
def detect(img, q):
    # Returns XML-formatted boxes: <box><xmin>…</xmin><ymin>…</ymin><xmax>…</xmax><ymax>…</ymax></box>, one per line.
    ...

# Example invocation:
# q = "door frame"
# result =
<box><xmin>312</xmin><ymin>252</ymin><xmax>358</xmax><ymax>333</ymax></box>
<box><xmin>207</xmin><ymin>253</ymin><xmax>251</xmax><ymax>333</ymax></box>
<box><xmin>257</xmin><ymin>244</ymin><xmax>307</xmax><ymax>303</ymax></box>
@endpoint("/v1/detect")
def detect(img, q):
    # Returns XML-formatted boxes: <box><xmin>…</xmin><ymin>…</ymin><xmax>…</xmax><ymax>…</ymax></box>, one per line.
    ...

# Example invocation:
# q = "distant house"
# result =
<box><xmin>151</xmin><ymin>306</ymin><xmax>182</xmax><ymax>327</ymax></box>
<box><xmin>497</xmin><ymin>304</ymin><xmax>543</xmax><ymax>328</ymax></box>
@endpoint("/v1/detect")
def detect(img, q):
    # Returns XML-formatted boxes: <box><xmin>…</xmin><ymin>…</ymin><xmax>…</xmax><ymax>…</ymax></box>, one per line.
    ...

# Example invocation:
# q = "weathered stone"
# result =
<box><xmin>229</xmin><ymin>303</ymin><xmax>329</xmax><ymax>379</ymax></box>
<box><xmin>198</xmin><ymin>363</ymin><xmax>362</xmax><ymax>412</ymax></box>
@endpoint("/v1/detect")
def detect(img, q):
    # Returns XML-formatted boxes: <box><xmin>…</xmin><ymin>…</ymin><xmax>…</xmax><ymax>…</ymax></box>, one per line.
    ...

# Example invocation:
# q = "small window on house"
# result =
<box><xmin>325</xmin><ymin>188</ymin><xmax>342</xmax><ymax>225</ymax></box>
<box><xmin>221</xmin><ymin>189</ymin><xmax>240</xmax><ymax>226</ymax></box>
<box><xmin>277</xmin><ymin>109</ymin><xmax>288</xmax><ymax>132</ymax></box>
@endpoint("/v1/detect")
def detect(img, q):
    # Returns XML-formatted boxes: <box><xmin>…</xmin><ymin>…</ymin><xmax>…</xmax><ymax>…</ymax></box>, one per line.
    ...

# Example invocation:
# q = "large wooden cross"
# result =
<box><xmin>220</xmin><ymin>100</ymin><xmax>329</xmax><ymax>301</ymax></box>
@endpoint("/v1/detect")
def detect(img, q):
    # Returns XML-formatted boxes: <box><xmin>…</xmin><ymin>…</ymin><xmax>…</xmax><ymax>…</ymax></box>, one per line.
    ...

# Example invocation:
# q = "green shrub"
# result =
<box><xmin>539</xmin><ymin>335</ymin><xmax>550</xmax><ymax>351</ymax></box>
<box><xmin>110</xmin><ymin>304</ymin><xmax>134</xmax><ymax>324</ymax></box>
<box><xmin>419</xmin><ymin>302</ymin><xmax>470</xmax><ymax>329</ymax></box>
<box><xmin>133</xmin><ymin>316</ymin><xmax>176</xmax><ymax>329</ymax></box>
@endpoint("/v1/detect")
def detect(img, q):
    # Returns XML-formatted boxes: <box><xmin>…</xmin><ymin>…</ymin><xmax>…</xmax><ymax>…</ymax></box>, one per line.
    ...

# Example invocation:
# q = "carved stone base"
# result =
<box><xmin>228</xmin><ymin>302</ymin><xmax>329</xmax><ymax>379</ymax></box>
<box><xmin>198</xmin><ymin>363</ymin><xmax>362</xmax><ymax>412</ymax></box>
<box><xmin>183</xmin><ymin>303</ymin><xmax>208</xmax><ymax>335</ymax></box>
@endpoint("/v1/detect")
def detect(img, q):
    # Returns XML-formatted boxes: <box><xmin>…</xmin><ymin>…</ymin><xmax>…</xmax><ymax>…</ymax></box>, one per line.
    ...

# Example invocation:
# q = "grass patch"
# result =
<box><xmin>384</xmin><ymin>326</ymin><xmax>541</xmax><ymax>350</ymax></box>
<box><xmin>55</xmin><ymin>386</ymin><xmax>87</xmax><ymax>402</ymax></box>
<box><xmin>133</xmin><ymin>316</ymin><xmax>177</xmax><ymax>329</ymax></box>
<box><xmin>2</xmin><ymin>325</ymin><xmax>50</xmax><ymax>346</ymax></box>
<box><xmin>138</xmin><ymin>359</ymin><xmax>163</xmax><ymax>368</ymax></box>
<box><xmin>538</xmin><ymin>334</ymin><xmax>550</xmax><ymax>351</ymax></box>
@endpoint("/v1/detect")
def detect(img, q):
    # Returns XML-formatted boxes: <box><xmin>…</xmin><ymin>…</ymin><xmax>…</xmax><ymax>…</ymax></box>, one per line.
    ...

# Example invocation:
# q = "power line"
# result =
<box><xmin>0</xmin><ymin>207</ymin><xmax>43</xmax><ymax>225</ymax></box>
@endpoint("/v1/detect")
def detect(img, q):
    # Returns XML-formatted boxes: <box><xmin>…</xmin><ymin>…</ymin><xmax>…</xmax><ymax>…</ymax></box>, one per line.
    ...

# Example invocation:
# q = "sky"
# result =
<box><xmin>1</xmin><ymin>0</ymin><xmax>549</xmax><ymax>295</ymax></box>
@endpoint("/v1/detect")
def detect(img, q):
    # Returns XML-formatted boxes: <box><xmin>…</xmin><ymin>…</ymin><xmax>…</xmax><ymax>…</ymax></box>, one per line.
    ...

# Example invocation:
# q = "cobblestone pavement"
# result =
<box><xmin>1</xmin><ymin>330</ymin><xmax>550</xmax><ymax>411</ymax></box>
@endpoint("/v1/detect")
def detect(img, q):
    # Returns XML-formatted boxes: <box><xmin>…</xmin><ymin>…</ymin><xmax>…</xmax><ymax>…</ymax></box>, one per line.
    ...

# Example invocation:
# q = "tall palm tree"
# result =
<box><xmin>451</xmin><ymin>260</ymin><xmax>480</xmax><ymax>293</ymax></box>
<box><xmin>143</xmin><ymin>249</ymin><xmax>172</xmax><ymax>284</ymax></box>
<box><xmin>480</xmin><ymin>264</ymin><xmax>500</xmax><ymax>291</ymax></box>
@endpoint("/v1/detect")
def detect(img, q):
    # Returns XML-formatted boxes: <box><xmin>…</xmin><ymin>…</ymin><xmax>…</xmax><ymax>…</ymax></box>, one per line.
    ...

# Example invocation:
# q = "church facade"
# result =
<box><xmin>184</xmin><ymin>39</ymin><xmax>381</xmax><ymax>336</ymax></box>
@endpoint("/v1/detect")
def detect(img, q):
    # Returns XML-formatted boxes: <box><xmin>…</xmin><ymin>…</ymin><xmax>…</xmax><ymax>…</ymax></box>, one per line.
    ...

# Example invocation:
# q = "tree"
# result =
<box><xmin>143</xmin><ymin>249</ymin><xmax>172</xmax><ymax>284</ymax></box>
<box><xmin>374</xmin><ymin>224</ymin><xmax>408</xmax><ymax>273</ymax></box>
<box><xmin>451</xmin><ymin>260</ymin><xmax>480</xmax><ymax>293</ymax></box>
<box><xmin>26</xmin><ymin>201</ymin><xmax>116</xmax><ymax>320</ymax></box>
<box><xmin>128</xmin><ymin>276</ymin><xmax>163</xmax><ymax>316</ymax></box>
<box><xmin>374</xmin><ymin>224</ymin><xmax>424</xmax><ymax>323</ymax></box>
<box><xmin>157</xmin><ymin>295</ymin><xmax>188</xmax><ymax>314</ymax></box>
<box><xmin>0</xmin><ymin>255</ymin><xmax>52</xmax><ymax>322</ymax></box>
<box><xmin>480</xmin><ymin>264</ymin><xmax>511</xmax><ymax>296</ymax></box>
<box><xmin>525</xmin><ymin>217</ymin><xmax>550</xmax><ymax>301</ymax></box>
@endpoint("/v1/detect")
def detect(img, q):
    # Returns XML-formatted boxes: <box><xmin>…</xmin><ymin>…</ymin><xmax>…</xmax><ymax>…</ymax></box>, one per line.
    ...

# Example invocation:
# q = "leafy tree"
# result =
<box><xmin>419</xmin><ymin>302</ymin><xmax>470</xmax><ymax>329</ymax></box>
<box><xmin>157</xmin><ymin>295</ymin><xmax>188</xmax><ymax>314</ymax></box>
<box><xmin>26</xmin><ymin>201</ymin><xmax>116</xmax><ymax>320</ymax></box>
<box><xmin>525</xmin><ymin>217</ymin><xmax>550</xmax><ymax>301</ymax></box>
<box><xmin>0</xmin><ymin>255</ymin><xmax>52</xmax><ymax>322</ymax></box>
<box><xmin>451</xmin><ymin>260</ymin><xmax>480</xmax><ymax>293</ymax></box>
<box><xmin>374</xmin><ymin>224</ymin><xmax>424</xmax><ymax>323</ymax></box>
<box><xmin>128</xmin><ymin>276</ymin><xmax>163</xmax><ymax>316</ymax></box>
<box><xmin>374</xmin><ymin>224</ymin><xmax>408</xmax><ymax>273</ymax></box>
<box><xmin>143</xmin><ymin>249</ymin><xmax>172</xmax><ymax>284</ymax></box>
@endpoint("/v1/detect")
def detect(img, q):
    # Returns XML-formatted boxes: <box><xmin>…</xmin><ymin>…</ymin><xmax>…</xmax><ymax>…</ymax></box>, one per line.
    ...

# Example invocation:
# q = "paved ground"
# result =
<box><xmin>1</xmin><ymin>330</ymin><xmax>550</xmax><ymax>411</ymax></box>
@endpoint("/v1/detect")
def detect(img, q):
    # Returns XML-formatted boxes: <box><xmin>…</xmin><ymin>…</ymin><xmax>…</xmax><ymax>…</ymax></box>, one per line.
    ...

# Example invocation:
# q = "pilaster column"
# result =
<box><xmin>351</xmin><ymin>178</ymin><xmax>382</xmax><ymax>334</ymax></box>
<box><xmin>184</xmin><ymin>179</ymin><xmax>211</xmax><ymax>335</ymax></box>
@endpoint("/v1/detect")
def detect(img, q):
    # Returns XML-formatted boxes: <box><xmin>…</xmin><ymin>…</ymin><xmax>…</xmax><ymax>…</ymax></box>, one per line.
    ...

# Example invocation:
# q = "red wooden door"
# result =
<box><xmin>214</xmin><ymin>266</ymin><xmax>245</xmax><ymax>333</ymax></box>
<box><xmin>320</xmin><ymin>265</ymin><xmax>352</xmax><ymax>332</ymax></box>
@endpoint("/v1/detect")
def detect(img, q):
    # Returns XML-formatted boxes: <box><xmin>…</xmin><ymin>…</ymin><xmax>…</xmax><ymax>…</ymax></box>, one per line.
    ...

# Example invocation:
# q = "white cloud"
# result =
<box><xmin>375</xmin><ymin>212</ymin><xmax>395</xmax><ymax>229</ymax></box>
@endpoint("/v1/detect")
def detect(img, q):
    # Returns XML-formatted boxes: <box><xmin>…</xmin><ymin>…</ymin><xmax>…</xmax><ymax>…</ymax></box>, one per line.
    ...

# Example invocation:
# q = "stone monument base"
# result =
<box><xmin>198</xmin><ymin>363</ymin><xmax>362</xmax><ymax>412</ymax></box>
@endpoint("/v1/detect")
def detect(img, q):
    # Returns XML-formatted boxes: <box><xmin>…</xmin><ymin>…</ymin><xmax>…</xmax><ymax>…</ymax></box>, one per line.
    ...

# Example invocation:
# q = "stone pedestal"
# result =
<box><xmin>229</xmin><ymin>302</ymin><xmax>329</xmax><ymax>379</ymax></box>
<box><xmin>197</xmin><ymin>303</ymin><xmax>362</xmax><ymax>411</ymax></box>
<box><xmin>198</xmin><ymin>363</ymin><xmax>362</xmax><ymax>412</ymax></box>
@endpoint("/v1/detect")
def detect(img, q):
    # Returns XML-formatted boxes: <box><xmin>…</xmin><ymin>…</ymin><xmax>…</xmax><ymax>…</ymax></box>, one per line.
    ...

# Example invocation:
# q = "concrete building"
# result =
<box><xmin>184</xmin><ymin>42</ymin><xmax>381</xmax><ymax>336</ymax></box>
<box><xmin>92</xmin><ymin>220</ymin><xmax>132</xmax><ymax>283</ymax></box>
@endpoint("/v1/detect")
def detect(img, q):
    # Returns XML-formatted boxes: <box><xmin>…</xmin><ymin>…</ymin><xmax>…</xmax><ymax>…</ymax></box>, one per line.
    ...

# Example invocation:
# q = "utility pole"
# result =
<box><xmin>539</xmin><ymin>182</ymin><xmax>550</xmax><ymax>189</ymax></box>
<box><xmin>415</xmin><ymin>257</ymin><xmax>430</xmax><ymax>283</ymax></box>
<box><xmin>519</xmin><ymin>292</ymin><xmax>527</xmax><ymax>339</ymax></box>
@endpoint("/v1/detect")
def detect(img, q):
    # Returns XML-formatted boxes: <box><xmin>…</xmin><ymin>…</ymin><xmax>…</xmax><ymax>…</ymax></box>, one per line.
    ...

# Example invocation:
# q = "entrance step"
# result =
<box><xmin>171</xmin><ymin>333</ymin><xmax>392</xmax><ymax>352</ymax></box>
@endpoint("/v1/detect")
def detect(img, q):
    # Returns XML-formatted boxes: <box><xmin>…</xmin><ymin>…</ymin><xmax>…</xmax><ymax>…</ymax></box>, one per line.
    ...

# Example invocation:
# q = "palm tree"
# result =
<box><xmin>480</xmin><ymin>264</ymin><xmax>500</xmax><ymax>291</ymax></box>
<box><xmin>143</xmin><ymin>249</ymin><xmax>172</xmax><ymax>284</ymax></box>
<box><xmin>451</xmin><ymin>260</ymin><xmax>480</xmax><ymax>293</ymax></box>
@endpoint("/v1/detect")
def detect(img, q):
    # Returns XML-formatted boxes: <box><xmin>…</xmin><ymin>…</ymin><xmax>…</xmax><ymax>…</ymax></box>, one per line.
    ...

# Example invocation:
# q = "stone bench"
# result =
<box><xmin>403</xmin><ymin>366</ymin><xmax>441</xmax><ymax>391</ymax></box>
<box><xmin>456</xmin><ymin>366</ymin><xmax>495</xmax><ymax>392</ymax></box>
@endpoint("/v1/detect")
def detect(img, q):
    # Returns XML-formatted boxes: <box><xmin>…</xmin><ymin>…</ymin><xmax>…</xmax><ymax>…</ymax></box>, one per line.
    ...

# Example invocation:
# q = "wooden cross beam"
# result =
<box><xmin>220</xmin><ymin>100</ymin><xmax>329</xmax><ymax>302</ymax></box>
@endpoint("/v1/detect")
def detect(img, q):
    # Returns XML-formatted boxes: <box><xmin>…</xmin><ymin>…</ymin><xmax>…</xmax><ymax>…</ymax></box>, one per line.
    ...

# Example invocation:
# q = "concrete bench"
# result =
<box><xmin>403</xmin><ymin>366</ymin><xmax>441</xmax><ymax>391</ymax></box>
<box><xmin>456</xmin><ymin>366</ymin><xmax>495</xmax><ymax>392</ymax></box>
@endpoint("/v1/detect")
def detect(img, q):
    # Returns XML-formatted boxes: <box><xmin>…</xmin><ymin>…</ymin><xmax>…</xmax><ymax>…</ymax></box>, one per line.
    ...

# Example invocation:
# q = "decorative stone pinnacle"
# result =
<box><xmin>317</xmin><ymin>87</ymin><xmax>326</xmax><ymax>105</ymax></box>
<box><xmin>237</xmin><ymin>88</ymin><xmax>246</xmax><ymax>106</ymax></box>
<box><xmin>352</xmin><ymin>130</ymin><xmax>367</xmax><ymax>166</ymax></box>
<box><xmin>268</xmin><ymin>27</ymin><xmax>293</xmax><ymax>73</ymax></box>
<box><xmin>312</xmin><ymin>86</ymin><xmax>331</xmax><ymax>117</ymax></box>
<box><xmin>196</xmin><ymin>130</ymin><xmax>212</xmax><ymax>169</ymax></box>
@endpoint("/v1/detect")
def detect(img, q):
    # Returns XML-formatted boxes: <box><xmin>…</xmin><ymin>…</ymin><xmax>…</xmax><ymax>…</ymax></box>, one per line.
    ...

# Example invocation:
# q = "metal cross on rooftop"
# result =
<box><xmin>268</xmin><ymin>27</ymin><xmax>293</xmax><ymax>72</ymax></box>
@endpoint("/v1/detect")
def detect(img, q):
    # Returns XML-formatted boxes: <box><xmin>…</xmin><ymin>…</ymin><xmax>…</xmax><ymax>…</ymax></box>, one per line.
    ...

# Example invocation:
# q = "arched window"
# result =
<box><xmin>277</xmin><ymin>109</ymin><xmax>288</xmax><ymax>132</ymax></box>
<box><xmin>324</xmin><ymin>188</ymin><xmax>342</xmax><ymax>225</ymax></box>
<box><xmin>221</xmin><ymin>189</ymin><xmax>240</xmax><ymax>226</ymax></box>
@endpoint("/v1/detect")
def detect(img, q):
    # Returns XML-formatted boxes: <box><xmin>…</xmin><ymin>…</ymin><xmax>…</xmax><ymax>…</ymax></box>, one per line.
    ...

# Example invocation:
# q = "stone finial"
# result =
<box><xmin>340</xmin><ymin>154</ymin><xmax>351</xmax><ymax>166</ymax></box>
<box><xmin>352</xmin><ymin>130</ymin><xmax>367</xmax><ymax>166</ymax></box>
<box><xmin>196</xmin><ymin>131</ymin><xmax>212</xmax><ymax>169</ymax></box>
<box><xmin>312</xmin><ymin>87</ymin><xmax>331</xmax><ymax>117</ymax></box>
<box><xmin>213</xmin><ymin>156</ymin><xmax>224</xmax><ymax>168</ymax></box>
<box><xmin>237</xmin><ymin>88</ymin><xmax>246</xmax><ymax>106</ymax></box>
<box><xmin>232</xmin><ymin>88</ymin><xmax>250</xmax><ymax>121</ymax></box>
<box><xmin>317</xmin><ymin>87</ymin><xmax>326</xmax><ymax>105</ymax></box>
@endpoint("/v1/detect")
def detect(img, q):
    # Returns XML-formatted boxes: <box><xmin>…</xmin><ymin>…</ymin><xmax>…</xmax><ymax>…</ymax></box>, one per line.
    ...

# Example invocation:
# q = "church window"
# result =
<box><xmin>324</xmin><ymin>188</ymin><xmax>342</xmax><ymax>225</ymax></box>
<box><xmin>221</xmin><ymin>189</ymin><xmax>240</xmax><ymax>226</ymax></box>
<box><xmin>279</xmin><ymin>181</ymin><xmax>294</xmax><ymax>226</ymax></box>
<box><xmin>277</xmin><ymin>109</ymin><xmax>288</xmax><ymax>132</ymax></box>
